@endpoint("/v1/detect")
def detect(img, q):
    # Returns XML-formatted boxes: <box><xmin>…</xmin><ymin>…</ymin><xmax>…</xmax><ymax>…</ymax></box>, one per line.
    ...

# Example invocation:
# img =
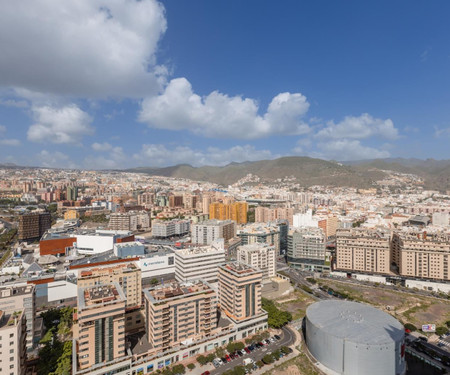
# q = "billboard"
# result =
<box><xmin>422</xmin><ymin>324</ymin><xmax>436</xmax><ymax>333</ymax></box>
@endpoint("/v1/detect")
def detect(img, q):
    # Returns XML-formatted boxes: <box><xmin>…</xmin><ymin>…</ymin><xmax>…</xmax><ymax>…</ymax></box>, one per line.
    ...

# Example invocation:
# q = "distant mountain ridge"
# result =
<box><xmin>126</xmin><ymin>156</ymin><xmax>450</xmax><ymax>190</ymax></box>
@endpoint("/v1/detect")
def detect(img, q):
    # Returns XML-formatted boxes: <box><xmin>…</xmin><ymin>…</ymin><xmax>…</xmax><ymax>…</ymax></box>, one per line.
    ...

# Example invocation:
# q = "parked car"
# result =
<box><xmin>264</xmin><ymin>339</ymin><xmax>271</xmax><ymax>345</ymax></box>
<box><xmin>244</xmin><ymin>347</ymin><xmax>251</xmax><ymax>354</ymax></box>
<box><xmin>256</xmin><ymin>342</ymin><xmax>264</xmax><ymax>348</ymax></box>
<box><xmin>201</xmin><ymin>371</ymin><xmax>210</xmax><ymax>375</ymax></box>
<box><xmin>225</xmin><ymin>355</ymin><xmax>231</xmax><ymax>362</ymax></box>
<box><xmin>240</xmin><ymin>349</ymin><xmax>247</xmax><ymax>356</ymax></box>
<box><xmin>269</xmin><ymin>337</ymin><xmax>276</xmax><ymax>343</ymax></box>
<box><xmin>236</xmin><ymin>351</ymin><xmax>243</xmax><ymax>357</ymax></box>
<box><xmin>274</xmin><ymin>335</ymin><xmax>281</xmax><ymax>340</ymax></box>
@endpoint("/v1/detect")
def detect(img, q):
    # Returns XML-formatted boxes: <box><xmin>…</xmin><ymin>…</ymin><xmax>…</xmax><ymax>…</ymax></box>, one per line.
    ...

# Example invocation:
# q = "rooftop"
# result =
<box><xmin>307</xmin><ymin>300</ymin><xmax>404</xmax><ymax>345</ymax></box>
<box><xmin>0</xmin><ymin>285</ymin><xmax>34</xmax><ymax>299</ymax></box>
<box><xmin>0</xmin><ymin>310</ymin><xmax>23</xmax><ymax>329</ymax></box>
<box><xmin>144</xmin><ymin>280</ymin><xmax>214</xmax><ymax>303</ymax></box>
<box><xmin>78</xmin><ymin>282</ymin><xmax>126</xmax><ymax>310</ymax></box>
<box><xmin>219</xmin><ymin>262</ymin><xmax>261</xmax><ymax>276</ymax></box>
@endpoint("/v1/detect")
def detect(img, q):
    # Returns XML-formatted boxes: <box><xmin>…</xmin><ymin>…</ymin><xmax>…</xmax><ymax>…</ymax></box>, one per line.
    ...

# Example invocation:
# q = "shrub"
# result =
<box><xmin>187</xmin><ymin>363</ymin><xmax>195</xmax><ymax>371</ymax></box>
<box><xmin>404</xmin><ymin>323</ymin><xmax>417</xmax><ymax>332</ymax></box>
<box><xmin>436</xmin><ymin>326</ymin><xmax>448</xmax><ymax>336</ymax></box>
<box><xmin>262</xmin><ymin>354</ymin><xmax>274</xmax><ymax>364</ymax></box>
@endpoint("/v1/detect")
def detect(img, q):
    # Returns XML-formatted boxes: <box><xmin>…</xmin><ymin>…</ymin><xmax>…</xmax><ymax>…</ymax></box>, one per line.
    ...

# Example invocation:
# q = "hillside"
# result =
<box><xmin>126</xmin><ymin>156</ymin><xmax>382</xmax><ymax>188</ymax></box>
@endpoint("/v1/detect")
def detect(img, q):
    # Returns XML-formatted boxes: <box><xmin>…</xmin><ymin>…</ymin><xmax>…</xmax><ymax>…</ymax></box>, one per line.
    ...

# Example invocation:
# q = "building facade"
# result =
<box><xmin>18</xmin><ymin>212</ymin><xmax>51</xmax><ymax>241</ymax></box>
<box><xmin>218</xmin><ymin>262</ymin><xmax>263</xmax><ymax>322</ymax></box>
<box><xmin>236</xmin><ymin>243</ymin><xmax>276</xmax><ymax>278</ymax></box>
<box><xmin>174</xmin><ymin>243</ymin><xmax>226</xmax><ymax>283</ymax></box>
<box><xmin>191</xmin><ymin>219</ymin><xmax>236</xmax><ymax>245</ymax></box>
<box><xmin>237</xmin><ymin>223</ymin><xmax>280</xmax><ymax>253</ymax></box>
<box><xmin>73</xmin><ymin>283</ymin><xmax>127</xmax><ymax>370</ymax></box>
<box><xmin>336</xmin><ymin>228</ymin><xmax>391</xmax><ymax>274</ymax></box>
<box><xmin>287</xmin><ymin>227</ymin><xmax>327</xmax><ymax>272</ymax></box>
<box><xmin>0</xmin><ymin>310</ymin><xmax>27</xmax><ymax>375</ymax></box>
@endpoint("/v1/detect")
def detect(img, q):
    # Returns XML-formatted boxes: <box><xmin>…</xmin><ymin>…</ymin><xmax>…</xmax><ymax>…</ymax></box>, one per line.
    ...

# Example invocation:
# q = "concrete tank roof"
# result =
<box><xmin>306</xmin><ymin>300</ymin><xmax>404</xmax><ymax>345</ymax></box>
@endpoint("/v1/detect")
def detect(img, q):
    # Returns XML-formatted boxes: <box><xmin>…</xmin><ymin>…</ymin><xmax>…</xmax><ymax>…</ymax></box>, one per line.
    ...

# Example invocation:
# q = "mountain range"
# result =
<box><xmin>126</xmin><ymin>157</ymin><xmax>450</xmax><ymax>191</ymax></box>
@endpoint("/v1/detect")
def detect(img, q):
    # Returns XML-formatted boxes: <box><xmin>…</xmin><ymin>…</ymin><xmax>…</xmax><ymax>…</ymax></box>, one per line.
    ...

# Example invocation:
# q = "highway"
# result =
<box><xmin>210</xmin><ymin>326</ymin><xmax>296</xmax><ymax>375</ymax></box>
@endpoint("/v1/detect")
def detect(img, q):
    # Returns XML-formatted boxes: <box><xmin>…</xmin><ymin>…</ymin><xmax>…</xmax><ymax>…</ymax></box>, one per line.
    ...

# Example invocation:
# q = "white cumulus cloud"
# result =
<box><xmin>139</xmin><ymin>78</ymin><xmax>310</xmax><ymax>139</ymax></box>
<box><xmin>37</xmin><ymin>150</ymin><xmax>78</xmax><ymax>169</ymax></box>
<box><xmin>28</xmin><ymin>105</ymin><xmax>94</xmax><ymax>144</ymax></box>
<box><xmin>133</xmin><ymin>143</ymin><xmax>276</xmax><ymax>167</ymax></box>
<box><xmin>316</xmin><ymin>113</ymin><xmax>398</xmax><ymax>140</ymax></box>
<box><xmin>0</xmin><ymin>0</ymin><xmax>167</xmax><ymax>98</ymax></box>
<box><xmin>316</xmin><ymin>139</ymin><xmax>390</xmax><ymax>161</ymax></box>
<box><xmin>92</xmin><ymin>142</ymin><xmax>113</xmax><ymax>152</ymax></box>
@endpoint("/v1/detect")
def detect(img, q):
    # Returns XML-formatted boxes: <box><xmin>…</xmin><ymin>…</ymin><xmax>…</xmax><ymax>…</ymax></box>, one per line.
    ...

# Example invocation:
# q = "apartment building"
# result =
<box><xmin>137</xmin><ymin>192</ymin><xmax>155</xmax><ymax>206</ymax></box>
<box><xmin>18</xmin><ymin>212</ymin><xmax>51</xmax><ymax>241</ymax></box>
<box><xmin>152</xmin><ymin>219</ymin><xmax>190</xmax><ymax>238</ymax></box>
<box><xmin>392</xmin><ymin>231</ymin><xmax>450</xmax><ymax>281</ymax></box>
<box><xmin>237</xmin><ymin>223</ymin><xmax>280</xmax><ymax>253</ymax></box>
<box><xmin>174</xmin><ymin>242</ymin><xmax>226</xmax><ymax>283</ymax></box>
<box><xmin>191</xmin><ymin>219</ymin><xmax>236</xmax><ymax>245</ymax></box>
<box><xmin>209</xmin><ymin>202</ymin><xmax>248</xmax><ymax>224</ymax></box>
<box><xmin>287</xmin><ymin>227</ymin><xmax>327</xmax><ymax>272</ymax></box>
<box><xmin>218</xmin><ymin>262</ymin><xmax>263</xmax><ymax>322</ymax></box>
<box><xmin>336</xmin><ymin>228</ymin><xmax>391</xmax><ymax>274</ymax></box>
<box><xmin>73</xmin><ymin>283</ymin><xmax>127</xmax><ymax>371</ymax></box>
<box><xmin>109</xmin><ymin>211</ymin><xmax>150</xmax><ymax>231</ymax></box>
<box><xmin>0</xmin><ymin>310</ymin><xmax>27</xmax><ymax>375</ymax></box>
<box><xmin>144</xmin><ymin>280</ymin><xmax>218</xmax><ymax>353</ymax></box>
<box><xmin>0</xmin><ymin>285</ymin><xmax>35</xmax><ymax>351</ymax></box>
<box><xmin>77</xmin><ymin>263</ymin><xmax>143</xmax><ymax>332</ymax></box>
<box><xmin>236</xmin><ymin>243</ymin><xmax>276</xmax><ymax>278</ymax></box>
<box><xmin>255</xmin><ymin>207</ymin><xmax>294</xmax><ymax>226</ymax></box>
<box><xmin>318</xmin><ymin>215</ymin><xmax>339</xmax><ymax>238</ymax></box>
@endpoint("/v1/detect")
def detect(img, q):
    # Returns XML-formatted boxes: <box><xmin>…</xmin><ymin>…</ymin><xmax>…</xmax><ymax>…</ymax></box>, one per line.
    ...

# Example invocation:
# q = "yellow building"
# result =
<box><xmin>209</xmin><ymin>201</ymin><xmax>248</xmax><ymax>224</ymax></box>
<box><xmin>64</xmin><ymin>209</ymin><xmax>80</xmax><ymax>220</ymax></box>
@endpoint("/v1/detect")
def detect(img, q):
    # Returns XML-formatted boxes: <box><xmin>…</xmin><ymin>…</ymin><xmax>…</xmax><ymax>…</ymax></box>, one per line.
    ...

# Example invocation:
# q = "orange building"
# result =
<box><xmin>209</xmin><ymin>201</ymin><xmax>248</xmax><ymax>224</ymax></box>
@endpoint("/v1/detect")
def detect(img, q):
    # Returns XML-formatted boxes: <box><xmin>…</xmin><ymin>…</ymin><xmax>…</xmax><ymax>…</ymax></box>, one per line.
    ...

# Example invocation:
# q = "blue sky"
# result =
<box><xmin>0</xmin><ymin>0</ymin><xmax>449</xmax><ymax>169</ymax></box>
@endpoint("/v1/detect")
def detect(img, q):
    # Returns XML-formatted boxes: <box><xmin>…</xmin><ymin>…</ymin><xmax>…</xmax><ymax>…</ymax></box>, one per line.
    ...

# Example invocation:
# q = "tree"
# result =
<box><xmin>187</xmin><ymin>363</ymin><xmax>195</xmax><ymax>371</ymax></box>
<box><xmin>262</xmin><ymin>354</ymin><xmax>274</xmax><ymax>364</ymax></box>
<box><xmin>280</xmin><ymin>346</ymin><xmax>290</xmax><ymax>354</ymax></box>
<box><xmin>262</xmin><ymin>298</ymin><xmax>292</xmax><ymax>328</ymax></box>
<box><xmin>206</xmin><ymin>353</ymin><xmax>216</xmax><ymax>363</ymax></box>
<box><xmin>245</xmin><ymin>364</ymin><xmax>254</xmax><ymax>373</ymax></box>
<box><xmin>436</xmin><ymin>326</ymin><xmax>448</xmax><ymax>336</ymax></box>
<box><xmin>234</xmin><ymin>366</ymin><xmax>246</xmax><ymax>375</ymax></box>
<box><xmin>172</xmin><ymin>364</ymin><xmax>185</xmax><ymax>375</ymax></box>
<box><xmin>255</xmin><ymin>360</ymin><xmax>264</xmax><ymax>368</ymax></box>
<box><xmin>215</xmin><ymin>347</ymin><xmax>225</xmax><ymax>358</ymax></box>
<box><xmin>150</xmin><ymin>278</ymin><xmax>159</xmax><ymax>286</ymax></box>
<box><xmin>445</xmin><ymin>320</ymin><xmax>450</xmax><ymax>328</ymax></box>
<box><xmin>245</xmin><ymin>338</ymin><xmax>253</xmax><ymax>344</ymax></box>
<box><xmin>197</xmin><ymin>355</ymin><xmax>207</xmax><ymax>366</ymax></box>
<box><xmin>272</xmin><ymin>349</ymin><xmax>281</xmax><ymax>360</ymax></box>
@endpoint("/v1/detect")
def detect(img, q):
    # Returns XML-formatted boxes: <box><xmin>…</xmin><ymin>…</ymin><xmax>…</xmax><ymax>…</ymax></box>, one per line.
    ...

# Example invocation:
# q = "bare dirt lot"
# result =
<box><xmin>317</xmin><ymin>279</ymin><xmax>450</xmax><ymax>328</ymax></box>
<box><xmin>274</xmin><ymin>290</ymin><xmax>316</xmax><ymax>321</ymax></box>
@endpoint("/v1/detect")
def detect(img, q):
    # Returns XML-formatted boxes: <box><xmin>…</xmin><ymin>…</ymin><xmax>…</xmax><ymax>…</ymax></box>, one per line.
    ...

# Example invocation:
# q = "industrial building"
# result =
<box><xmin>305</xmin><ymin>300</ymin><xmax>406</xmax><ymax>375</ymax></box>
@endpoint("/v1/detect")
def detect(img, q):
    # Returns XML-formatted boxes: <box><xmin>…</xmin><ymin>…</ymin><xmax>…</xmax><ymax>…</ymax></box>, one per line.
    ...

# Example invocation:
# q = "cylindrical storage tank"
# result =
<box><xmin>305</xmin><ymin>300</ymin><xmax>406</xmax><ymax>375</ymax></box>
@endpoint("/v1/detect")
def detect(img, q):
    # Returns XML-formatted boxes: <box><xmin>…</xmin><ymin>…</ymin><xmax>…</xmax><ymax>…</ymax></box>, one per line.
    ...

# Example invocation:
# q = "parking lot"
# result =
<box><xmin>209</xmin><ymin>326</ymin><xmax>296</xmax><ymax>375</ymax></box>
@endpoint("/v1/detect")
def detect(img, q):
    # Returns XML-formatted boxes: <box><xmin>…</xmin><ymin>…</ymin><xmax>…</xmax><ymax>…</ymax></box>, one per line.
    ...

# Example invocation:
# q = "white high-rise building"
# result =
<box><xmin>293</xmin><ymin>209</ymin><xmax>319</xmax><ymax>228</ymax></box>
<box><xmin>174</xmin><ymin>240</ymin><xmax>226</xmax><ymax>283</ymax></box>
<box><xmin>236</xmin><ymin>243</ymin><xmax>276</xmax><ymax>279</ymax></box>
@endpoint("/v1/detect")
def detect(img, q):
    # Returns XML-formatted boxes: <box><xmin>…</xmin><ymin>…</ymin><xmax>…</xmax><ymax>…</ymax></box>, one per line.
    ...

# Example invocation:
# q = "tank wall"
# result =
<box><xmin>344</xmin><ymin>342</ymin><xmax>395</xmax><ymax>375</ymax></box>
<box><xmin>305</xmin><ymin>316</ymin><xmax>344</xmax><ymax>373</ymax></box>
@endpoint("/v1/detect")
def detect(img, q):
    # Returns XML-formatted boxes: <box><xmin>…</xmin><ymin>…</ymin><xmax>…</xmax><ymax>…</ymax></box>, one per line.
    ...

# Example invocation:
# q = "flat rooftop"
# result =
<box><xmin>145</xmin><ymin>280</ymin><xmax>214</xmax><ymax>303</ymax></box>
<box><xmin>219</xmin><ymin>262</ymin><xmax>261</xmax><ymax>276</ymax></box>
<box><xmin>0</xmin><ymin>310</ymin><xmax>23</xmax><ymax>329</ymax></box>
<box><xmin>0</xmin><ymin>285</ymin><xmax>34</xmax><ymax>299</ymax></box>
<box><xmin>78</xmin><ymin>282</ymin><xmax>125</xmax><ymax>310</ymax></box>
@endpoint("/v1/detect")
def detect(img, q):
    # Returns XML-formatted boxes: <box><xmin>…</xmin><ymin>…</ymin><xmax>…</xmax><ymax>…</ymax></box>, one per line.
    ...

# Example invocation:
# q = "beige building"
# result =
<box><xmin>218</xmin><ymin>262</ymin><xmax>263</xmax><ymax>322</ymax></box>
<box><xmin>144</xmin><ymin>281</ymin><xmax>218</xmax><ymax>353</ymax></box>
<box><xmin>255</xmin><ymin>207</ymin><xmax>294</xmax><ymax>226</ymax></box>
<box><xmin>74</xmin><ymin>283</ymin><xmax>127</xmax><ymax>370</ymax></box>
<box><xmin>392</xmin><ymin>231</ymin><xmax>450</xmax><ymax>281</ymax></box>
<box><xmin>191</xmin><ymin>219</ymin><xmax>236</xmax><ymax>245</ymax></box>
<box><xmin>0</xmin><ymin>310</ymin><xmax>27</xmax><ymax>375</ymax></box>
<box><xmin>236</xmin><ymin>243</ymin><xmax>276</xmax><ymax>279</ymax></box>
<box><xmin>318</xmin><ymin>215</ymin><xmax>338</xmax><ymax>238</ymax></box>
<box><xmin>237</xmin><ymin>223</ymin><xmax>280</xmax><ymax>253</ymax></box>
<box><xmin>77</xmin><ymin>263</ymin><xmax>143</xmax><ymax>332</ymax></box>
<box><xmin>0</xmin><ymin>285</ymin><xmax>35</xmax><ymax>351</ymax></box>
<box><xmin>109</xmin><ymin>211</ymin><xmax>150</xmax><ymax>231</ymax></box>
<box><xmin>336</xmin><ymin>228</ymin><xmax>391</xmax><ymax>274</ymax></box>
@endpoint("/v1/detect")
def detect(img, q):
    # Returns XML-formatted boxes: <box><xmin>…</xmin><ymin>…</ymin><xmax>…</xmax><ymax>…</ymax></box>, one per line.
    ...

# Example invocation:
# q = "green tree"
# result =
<box><xmin>445</xmin><ymin>320</ymin><xmax>450</xmax><ymax>328</ymax></box>
<box><xmin>187</xmin><ymin>363</ymin><xmax>195</xmax><ymax>371</ymax></box>
<box><xmin>197</xmin><ymin>355</ymin><xmax>207</xmax><ymax>366</ymax></box>
<box><xmin>280</xmin><ymin>346</ymin><xmax>290</xmax><ymax>354</ymax></box>
<box><xmin>206</xmin><ymin>353</ymin><xmax>216</xmax><ymax>363</ymax></box>
<box><xmin>262</xmin><ymin>354</ymin><xmax>274</xmax><ymax>364</ymax></box>
<box><xmin>215</xmin><ymin>347</ymin><xmax>225</xmax><ymax>358</ymax></box>
<box><xmin>436</xmin><ymin>326</ymin><xmax>448</xmax><ymax>336</ymax></box>
<box><xmin>172</xmin><ymin>364</ymin><xmax>185</xmax><ymax>375</ymax></box>
<box><xmin>255</xmin><ymin>360</ymin><xmax>264</xmax><ymax>368</ymax></box>
<box><xmin>150</xmin><ymin>278</ymin><xmax>159</xmax><ymax>286</ymax></box>
<box><xmin>262</xmin><ymin>298</ymin><xmax>292</xmax><ymax>328</ymax></box>
<box><xmin>234</xmin><ymin>366</ymin><xmax>246</xmax><ymax>375</ymax></box>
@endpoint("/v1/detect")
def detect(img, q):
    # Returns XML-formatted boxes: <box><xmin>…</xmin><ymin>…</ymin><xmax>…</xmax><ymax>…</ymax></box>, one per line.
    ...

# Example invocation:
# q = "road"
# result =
<box><xmin>211</xmin><ymin>326</ymin><xmax>296</xmax><ymax>375</ymax></box>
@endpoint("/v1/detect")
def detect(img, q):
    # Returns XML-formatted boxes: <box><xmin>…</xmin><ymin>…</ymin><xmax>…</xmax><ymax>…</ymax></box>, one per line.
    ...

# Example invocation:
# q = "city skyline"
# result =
<box><xmin>1</xmin><ymin>0</ymin><xmax>450</xmax><ymax>169</ymax></box>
